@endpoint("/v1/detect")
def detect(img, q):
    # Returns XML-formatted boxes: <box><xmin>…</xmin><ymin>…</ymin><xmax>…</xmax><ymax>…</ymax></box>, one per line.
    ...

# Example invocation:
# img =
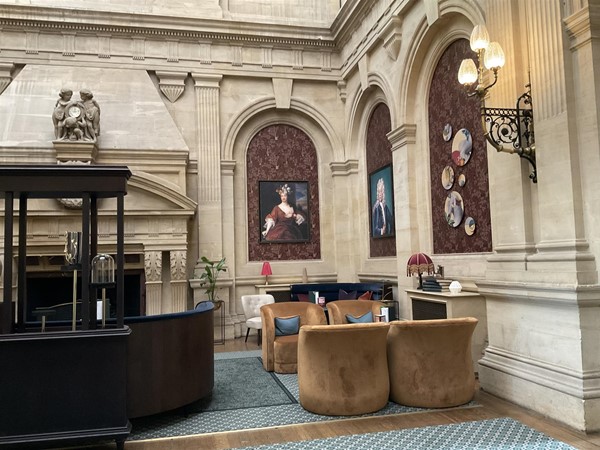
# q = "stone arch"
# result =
<box><xmin>399</xmin><ymin>2</ymin><xmax>484</xmax><ymax>124</ymax></box>
<box><xmin>223</xmin><ymin>97</ymin><xmax>341</xmax><ymax>162</ymax></box>
<box><xmin>386</xmin><ymin>4</ymin><xmax>484</xmax><ymax>255</ymax></box>
<box><xmin>229</xmin><ymin>103</ymin><xmax>338</xmax><ymax>277</ymax></box>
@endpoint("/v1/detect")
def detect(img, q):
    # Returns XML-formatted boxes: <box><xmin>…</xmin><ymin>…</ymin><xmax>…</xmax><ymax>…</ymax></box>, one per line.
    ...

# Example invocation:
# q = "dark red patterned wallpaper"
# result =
<box><xmin>247</xmin><ymin>124</ymin><xmax>321</xmax><ymax>261</ymax></box>
<box><xmin>366</xmin><ymin>103</ymin><xmax>397</xmax><ymax>257</ymax></box>
<box><xmin>429</xmin><ymin>39</ymin><xmax>492</xmax><ymax>253</ymax></box>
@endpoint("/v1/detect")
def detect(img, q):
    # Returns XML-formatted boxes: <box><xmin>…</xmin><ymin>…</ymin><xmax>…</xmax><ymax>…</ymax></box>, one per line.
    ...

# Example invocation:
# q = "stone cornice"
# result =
<box><xmin>564</xmin><ymin>5</ymin><xmax>600</xmax><ymax>51</ymax></box>
<box><xmin>0</xmin><ymin>5</ymin><xmax>336</xmax><ymax>50</ymax></box>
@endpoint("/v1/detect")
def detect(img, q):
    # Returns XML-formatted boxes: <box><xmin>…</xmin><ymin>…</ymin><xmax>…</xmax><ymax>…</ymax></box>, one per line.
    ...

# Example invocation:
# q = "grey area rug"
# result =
<box><xmin>231</xmin><ymin>417</ymin><xmax>577</xmax><ymax>450</ymax></box>
<box><xmin>129</xmin><ymin>351</ymin><xmax>471</xmax><ymax>441</ymax></box>
<box><xmin>192</xmin><ymin>356</ymin><xmax>295</xmax><ymax>412</ymax></box>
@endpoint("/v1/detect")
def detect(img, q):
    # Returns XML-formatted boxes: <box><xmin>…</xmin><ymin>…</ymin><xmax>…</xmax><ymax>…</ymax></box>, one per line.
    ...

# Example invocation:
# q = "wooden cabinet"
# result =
<box><xmin>405</xmin><ymin>289</ymin><xmax>488</xmax><ymax>370</ymax></box>
<box><xmin>0</xmin><ymin>165</ymin><xmax>131</xmax><ymax>449</ymax></box>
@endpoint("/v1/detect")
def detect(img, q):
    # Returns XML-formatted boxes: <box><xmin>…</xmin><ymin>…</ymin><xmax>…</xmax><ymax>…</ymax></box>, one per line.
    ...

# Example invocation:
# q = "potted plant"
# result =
<box><xmin>196</xmin><ymin>256</ymin><xmax>227</xmax><ymax>310</ymax></box>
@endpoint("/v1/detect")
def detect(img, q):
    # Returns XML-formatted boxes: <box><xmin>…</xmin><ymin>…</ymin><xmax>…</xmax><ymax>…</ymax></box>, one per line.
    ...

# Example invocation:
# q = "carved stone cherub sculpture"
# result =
<box><xmin>52</xmin><ymin>88</ymin><xmax>101</xmax><ymax>142</ymax></box>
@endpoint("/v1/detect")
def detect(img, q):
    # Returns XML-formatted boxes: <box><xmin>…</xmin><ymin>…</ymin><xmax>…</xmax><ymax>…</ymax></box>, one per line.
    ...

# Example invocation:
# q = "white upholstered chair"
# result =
<box><xmin>241</xmin><ymin>294</ymin><xmax>275</xmax><ymax>344</ymax></box>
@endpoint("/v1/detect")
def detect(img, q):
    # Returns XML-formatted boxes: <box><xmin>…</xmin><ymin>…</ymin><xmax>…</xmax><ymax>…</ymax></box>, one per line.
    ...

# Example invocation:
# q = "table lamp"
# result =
<box><xmin>261</xmin><ymin>261</ymin><xmax>272</xmax><ymax>285</ymax></box>
<box><xmin>406</xmin><ymin>252</ymin><xmax>435</xmax><ymax>290</ymax></box>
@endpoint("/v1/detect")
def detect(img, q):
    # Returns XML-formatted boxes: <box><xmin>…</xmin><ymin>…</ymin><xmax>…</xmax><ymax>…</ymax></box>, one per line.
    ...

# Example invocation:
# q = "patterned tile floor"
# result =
<box><xmin>231</xmin><ymin>417</ymin><xmax>577</xmax><ymax>450</ymax></box>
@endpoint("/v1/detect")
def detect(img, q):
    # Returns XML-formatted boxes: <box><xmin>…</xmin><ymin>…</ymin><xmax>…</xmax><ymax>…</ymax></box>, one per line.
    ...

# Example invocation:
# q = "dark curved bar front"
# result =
<box><xmin>124</xmin><ymin>305</ymin><xmax>214</xmax><ymax>418</ymax></box>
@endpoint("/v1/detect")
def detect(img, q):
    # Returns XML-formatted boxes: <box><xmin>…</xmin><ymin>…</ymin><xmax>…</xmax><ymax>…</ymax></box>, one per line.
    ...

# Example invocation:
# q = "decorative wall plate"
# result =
<box><xmin>443</xmin><ymin>123</ymin><xmax>453</xmax><ymax>142</ymax></box>
<box><xmin>451</xmin><ymin>128</ymin><xmax>472</xmax><ymax>166</ymax></box>
<box><xmin>465</xmin><ymin>216</ymin><xmax>476</xmax><ymax>235</ymax></box>
<box><xmin>458</xmin><ymin>173</ymin><xmax>466</xmax><ymax>187</ymax></box>
<box><xmin>441</xmin><ymin>165</ymin><xmax>454</xmax><ymax>190</ymax></box>
<box><xmin>444</xmin><ymin>191</ymin><xmax>464</xmax><ymax>228</ymax></box>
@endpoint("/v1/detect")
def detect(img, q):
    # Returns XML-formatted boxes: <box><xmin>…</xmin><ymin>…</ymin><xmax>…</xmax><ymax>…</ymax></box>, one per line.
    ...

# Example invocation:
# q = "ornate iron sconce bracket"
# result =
<box><xmin>480</xmin><ymin>86</ymin><xmax>537</xmax><ymax>183</ymax></box>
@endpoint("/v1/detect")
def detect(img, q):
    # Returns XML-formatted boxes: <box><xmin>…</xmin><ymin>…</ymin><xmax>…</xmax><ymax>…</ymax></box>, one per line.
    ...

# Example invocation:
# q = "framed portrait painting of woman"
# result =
<box><xmin>259</xmin><ymin>181</ymin><xmax>310</xmax><ymax>243</ymax></box>
<box><xmin>369</xmin><ymin>165</ymin><xmax>395</xmax><ymax>238</ymax></box>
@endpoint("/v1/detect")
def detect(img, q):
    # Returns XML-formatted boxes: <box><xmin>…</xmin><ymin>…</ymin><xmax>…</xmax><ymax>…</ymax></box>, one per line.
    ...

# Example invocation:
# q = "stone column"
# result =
<box><xmin>388</xmin><ymin>124</ymin><xmax>417</xmax><ymax>320</ymax></box>
<box><xmin>523</xmin><ymin>0</ymin><xmax>596</xmax><ymax>284</ymax></box>
<box><xmin>170</xmin><ymin>250</ymin><xmax>187</xmax><ymax>312</ymax></box>
<box><xmin>477</xmin><ymin>1</ymin><xmax>600</xmax><ymax>432</ymax></box>
<box><xmin>144</xmin><ymin>250</ymin><xmax>162</xmax><ymax>316</ymax></box>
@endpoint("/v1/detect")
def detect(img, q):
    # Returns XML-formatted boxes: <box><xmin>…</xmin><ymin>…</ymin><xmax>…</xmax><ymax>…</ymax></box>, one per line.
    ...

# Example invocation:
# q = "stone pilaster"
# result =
<box><xmin>482</xmin><ymin>0</ymin><xmax>537</xmax><ymax>281</ymax></box>
<box><xmin>191</xmin><ymin>73</ymin><xmax>223</xmax><ymax>260</ymax></box>
<box><xmin>387</xmin><ymin>123</ymin><xmax>417</xmax><ymax>320</ymax></box>
<box><xmin>170</xmin><ymin>250</ymin><xmax>187</xmax><ymax>312</ymax></box>
<box><xmin>330</xmin><ymin>160</ymin><xmax>359</xmax><ymax>282</ymax></box>
<box><xmin>144</xmin><ymin>250</ymin><xmax>162</xmax><ymax>315</ymax></box>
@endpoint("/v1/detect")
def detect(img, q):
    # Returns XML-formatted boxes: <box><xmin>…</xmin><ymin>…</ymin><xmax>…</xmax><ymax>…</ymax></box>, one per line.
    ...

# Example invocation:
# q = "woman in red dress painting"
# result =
<box><xmin>262</xmin><ymin>184</ymin><xmax>306</xmax><ymax>241</ymax></box>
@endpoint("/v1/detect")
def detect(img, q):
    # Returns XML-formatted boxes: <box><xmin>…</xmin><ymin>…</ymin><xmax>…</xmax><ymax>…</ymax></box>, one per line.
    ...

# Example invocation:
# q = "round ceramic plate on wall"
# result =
<box><xmin>458</xmin><ymin>173</ymin><xmax>466</xmax><ymax>187</ymax></box>
<box><xmin>443</xmin><ymin>123</ymin><xmax>453</xmax><ymax>142</ymax></box>
<box><xmin>444</xmin><ymin>191</ymin><xmax>464</xmax><ymax>228</ymax></box>
<box><xmin>441</xmin><ymin>165</ymin><xmax>454</xmax><ymax>190</ymax></box>
<box><xmin>465</xmin><ymin>216</ymin><xmax>476</xmax><ymax>235</ymax></box>
<box><xmin>451</xmin><ymin>128</ymin><xmax>472</xmax><ymax>166</ymax></box>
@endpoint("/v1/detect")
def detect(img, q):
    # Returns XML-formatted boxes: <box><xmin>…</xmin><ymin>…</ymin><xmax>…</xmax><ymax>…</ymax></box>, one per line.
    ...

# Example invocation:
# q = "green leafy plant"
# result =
<box><xmin>196</xmin><ymin>256</ymin><xmax>227</xmax><ymax>302</ymax></box>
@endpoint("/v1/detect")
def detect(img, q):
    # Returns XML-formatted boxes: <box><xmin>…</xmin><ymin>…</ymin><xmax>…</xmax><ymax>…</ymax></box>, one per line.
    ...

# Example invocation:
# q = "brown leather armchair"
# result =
<box><xmin>327</xmin><ymin>300</ymin><xmax>385</xmax><ymax>324</ymax></box>
<box><xmin>261</xmin><ymin>302</ymin><xmax>327</xmax><ymax>373</ymax></box>
<box><xmin>387</xmin><ymin>317</ymin><xmax>478</xmax><ymax>408</ymax></box>
<box><xmin>298</xmin><ymin>322</ymin><xmax>390</xmax><ymax>415</ymax></box>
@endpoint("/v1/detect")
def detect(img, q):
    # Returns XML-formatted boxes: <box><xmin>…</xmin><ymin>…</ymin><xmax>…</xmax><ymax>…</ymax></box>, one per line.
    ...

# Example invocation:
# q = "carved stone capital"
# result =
<box><xmin>144</xmin><ymin>251</ymin><xmax>162</xmax><ymax>282</ymax></box>
<box><xmin>170</xmin><ymin>250</ymin><xmax>187</xmax><ymax>281</ymax></box>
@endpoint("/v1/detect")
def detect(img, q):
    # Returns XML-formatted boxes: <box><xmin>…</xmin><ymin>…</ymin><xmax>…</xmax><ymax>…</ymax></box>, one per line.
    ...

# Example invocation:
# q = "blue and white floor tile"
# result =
<box><xmin>232</xmin><ymin>418</ymin><xmax>577</xmax><ymax>450</ymax></box>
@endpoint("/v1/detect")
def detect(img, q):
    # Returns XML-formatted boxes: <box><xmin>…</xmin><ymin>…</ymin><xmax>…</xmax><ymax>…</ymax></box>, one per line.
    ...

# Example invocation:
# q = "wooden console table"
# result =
<box><xmin>405</xmin><ymin>289</ymin><xmax>487</xmax><ymax>369</ymax></box>
<box><xmin>255</xmin><ymin>283</ymin><xmax>291</xmax><ymax>302</ymax></box>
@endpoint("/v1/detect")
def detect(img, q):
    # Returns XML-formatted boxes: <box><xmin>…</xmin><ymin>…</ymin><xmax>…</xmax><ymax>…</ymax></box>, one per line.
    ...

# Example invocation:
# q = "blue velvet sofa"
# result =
<box><xmin>290</xmin><ymin>282</ymin><xmax>384</xmax><ymax>303</ymax></box>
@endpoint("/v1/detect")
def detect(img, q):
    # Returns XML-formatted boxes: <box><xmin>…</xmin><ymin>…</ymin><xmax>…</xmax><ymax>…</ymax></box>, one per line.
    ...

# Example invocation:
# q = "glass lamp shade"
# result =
<box><xmin>458</xmin><ymin>59</ymin><xmax>478</xmax><ymax>85</ymax></box>
<box><xmin>484</xmin><ymin>41</ymin><xmax>505</xmax><ymax>70</ymax></box>
<box><xmin>470</xmin><ymin>24</ymin><xmax>490</xmax><ymax>51</ymax></box>
<box><xmin>91</xmin><ymin>253</ymin><xmax>115</xmax><ymax>285</ymax></box>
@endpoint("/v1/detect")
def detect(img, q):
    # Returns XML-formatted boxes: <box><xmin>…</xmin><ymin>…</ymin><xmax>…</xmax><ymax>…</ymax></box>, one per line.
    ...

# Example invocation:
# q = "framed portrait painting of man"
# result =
<box><xmin>259</xmin><ymin>181</ymin><xmax>310</xmax><ymax>243</ymax></box>
<box><xmin>369</xmin><ymin>165</ymin><xmax>395</xmax><ymax>238</ymax></box>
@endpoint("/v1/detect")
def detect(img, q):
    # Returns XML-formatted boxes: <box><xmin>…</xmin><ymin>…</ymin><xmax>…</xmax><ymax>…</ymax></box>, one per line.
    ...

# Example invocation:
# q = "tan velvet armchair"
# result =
<box><xmin>261</xmin><ymin>302</ymin><xmax>327</xmax><ymax>373</ymax></box>
<box><xmin>387</xmin><ymin>317</ymin><xmax>478</xmax><ymax>408</ymax></box>
<box><xmin>327</xmin><ymin>300</ymin><xmax>385</xmax><ymax>324</ymax></box>
<box><xmin>298</xmin><ymin>322</ymin><xmax>390</xmax><ymax>415</ymax></box>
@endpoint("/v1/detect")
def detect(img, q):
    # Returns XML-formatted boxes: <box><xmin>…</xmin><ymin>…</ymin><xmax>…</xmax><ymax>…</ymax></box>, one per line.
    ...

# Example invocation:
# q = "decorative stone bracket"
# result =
<box><xmin>157</xmin><ymin>71</ymin><xmax>188</xmax><ymax>103</ymax></box>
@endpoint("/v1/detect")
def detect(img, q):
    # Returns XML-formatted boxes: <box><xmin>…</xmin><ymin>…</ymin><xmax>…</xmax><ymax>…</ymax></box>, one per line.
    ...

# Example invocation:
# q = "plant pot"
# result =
<box><xmin>213</xmin><ymin>300</ymin><xmax>224</xmax><ymax>311</ymax></box>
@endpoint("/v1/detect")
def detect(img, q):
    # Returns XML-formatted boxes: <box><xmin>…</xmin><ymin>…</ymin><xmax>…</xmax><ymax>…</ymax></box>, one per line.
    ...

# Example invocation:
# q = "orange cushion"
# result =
<box><xmin>358</xmin><ymin>291</ymin><xmax>372</xmax><ymax>300</ymax></box>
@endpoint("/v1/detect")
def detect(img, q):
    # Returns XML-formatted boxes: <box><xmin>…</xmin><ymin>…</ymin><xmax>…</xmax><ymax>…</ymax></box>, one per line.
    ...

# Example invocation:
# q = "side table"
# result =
<box><xmin>405</xmin><ymin>289</ymin><xmax>487</xmax><ymax>369</ymax></box>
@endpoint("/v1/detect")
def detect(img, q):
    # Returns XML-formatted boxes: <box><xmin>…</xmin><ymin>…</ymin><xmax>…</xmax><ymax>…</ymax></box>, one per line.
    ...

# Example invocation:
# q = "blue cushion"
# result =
<box><xmin>338</xmin><ymin>289</ymin><xmax>357</xmax><ymax>300</ymax></box>
<box><xmin>275</xmin><ymin>315</ymin><xmax>300</xmax><ymax>336</ymax></box>
<box><xmin>346</xmin><ymin>311</ymin><xmax>373</xmax><ymax>323</ymax></box>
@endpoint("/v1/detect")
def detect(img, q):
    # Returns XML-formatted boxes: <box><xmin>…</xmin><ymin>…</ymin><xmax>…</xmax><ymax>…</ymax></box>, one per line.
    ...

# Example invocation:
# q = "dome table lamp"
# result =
<box><xmin>91</xmin><ymin>253</ymin><xmax>115</xmax><ymax>328</ymax></box>
<box><xmin>407</xmin><ymin>253</ymin><xmax>435</xmax><ymax>290</ymax></box>
<box><xmin>261</xmin><ymin>261</ymin><xmax>272</xmax><ymax>285</ymax></box>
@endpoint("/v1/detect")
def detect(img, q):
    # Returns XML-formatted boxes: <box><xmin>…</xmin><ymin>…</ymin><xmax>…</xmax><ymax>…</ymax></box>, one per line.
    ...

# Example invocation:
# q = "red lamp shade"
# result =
<box><xmin>261</xmin><ymin>261</ymin><xmax>272</xmax><ymax>276</ymax></box>
<box><xmin>406</xmin><ymin>253</ymin><xmax>434</xmax><ymax>277</ymax></box>
<box><xmin>407</xmin><ymin>253</ymin><xmax>434</xmax><ymax>289</ymax></box>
